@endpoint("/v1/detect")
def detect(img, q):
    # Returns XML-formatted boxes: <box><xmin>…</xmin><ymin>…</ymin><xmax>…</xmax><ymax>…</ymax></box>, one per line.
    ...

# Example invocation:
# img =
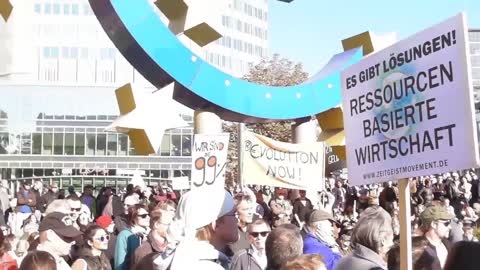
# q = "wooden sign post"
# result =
<box><xmin>398</xmin><ymin>179</ymin><xmax>412</xmax><ymax>270</ymax></box>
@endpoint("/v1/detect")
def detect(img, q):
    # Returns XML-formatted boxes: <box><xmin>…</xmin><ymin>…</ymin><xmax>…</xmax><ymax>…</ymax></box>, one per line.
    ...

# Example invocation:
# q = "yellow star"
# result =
<box><xmin>105</xmin><ymin>83</ymin><xmax>189</xmax><ymax>155</ymax></box>
<box><xmin>0</xmin><ymin>0</ymin><xmax>12</xmax><ymax>22</ymax></box>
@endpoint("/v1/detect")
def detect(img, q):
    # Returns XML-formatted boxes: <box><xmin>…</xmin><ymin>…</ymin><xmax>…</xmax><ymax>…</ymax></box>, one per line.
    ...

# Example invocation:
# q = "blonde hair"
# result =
<box><xmin>281</xmin><ymin>254</ymin><xmax>326</xmax><ymax>270</ymax></box>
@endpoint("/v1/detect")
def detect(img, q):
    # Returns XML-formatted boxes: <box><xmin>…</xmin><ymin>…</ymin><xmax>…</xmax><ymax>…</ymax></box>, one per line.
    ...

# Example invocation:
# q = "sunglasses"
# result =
<box><xmin>71</xmin><ymin>208</ymin><xmax>81</xmax><ymax>212</ymax></box>
<box><xmin>249</xmin><ymin>231</ymin><xmax>269</xmax><ymax>238</ymax></box>
<box><xmin>138</xmin><ymin>214</ymin><xmax>149</xmax><ymax>219</ymax></box>
<box><xmin>439</xmin><ymin>221</ymin><xmax>451</xmax><ymax>227</ymax></box>
<box><xmin>94</xmin><ymin>235</ymin><xmax>110</xmax><ymax>242</ymax></box>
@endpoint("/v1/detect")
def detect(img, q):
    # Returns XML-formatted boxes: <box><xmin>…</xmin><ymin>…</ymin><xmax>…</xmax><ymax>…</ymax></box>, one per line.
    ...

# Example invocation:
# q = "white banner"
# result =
<box><xmin>191</xmin><ymin>133</ymin><xmax>229</xmax><ymax>191</ymax></box>
<box><xmin>241</xmin><ymin>131</ymin><xmax>325</xmax><ymax>190</ymax></box>
<box><xmin>341</xmin><ymin>13</ymin><xmax>479</xmax><ymax>185</ymax></box>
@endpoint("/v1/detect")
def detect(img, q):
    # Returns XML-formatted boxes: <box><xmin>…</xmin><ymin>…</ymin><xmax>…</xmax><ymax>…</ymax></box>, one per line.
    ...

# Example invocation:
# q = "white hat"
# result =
<box><xmin>174</xmin><ymin>188</ymin><xmax>234</xmax><ymax>238</ymax></box>
<box><xmin>124</xmin><ymin>195</ymin><xmax>140</xmax><ymax>206</ymax></box>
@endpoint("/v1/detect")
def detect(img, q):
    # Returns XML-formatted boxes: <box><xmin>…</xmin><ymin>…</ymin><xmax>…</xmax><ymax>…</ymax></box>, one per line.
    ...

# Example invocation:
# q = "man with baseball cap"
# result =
<box><xmin>31</xmin><ymin>212</ymin><xmax>82</xmax><ymax>270</ymax></box>
<box><xmin>303</xmin><ymin>209</ymin><xmax>342</xmax><ymax>270</ymax></box>
<box><xmin>419</xmin><ymin>204</ymin><xmax>454</xmax><ymax>269</ymax></box>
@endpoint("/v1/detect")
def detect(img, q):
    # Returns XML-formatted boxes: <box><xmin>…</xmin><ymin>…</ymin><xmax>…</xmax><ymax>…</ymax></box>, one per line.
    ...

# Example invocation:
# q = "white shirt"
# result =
<box><xmin>251</xmin><ymin>245</ymin><xmax>267</xmax><ymax>270</ymax></box>
<box><xmin>429</xmin><ymin>240</ymin><xmax>448</xmax><ymax>268</ymax></box>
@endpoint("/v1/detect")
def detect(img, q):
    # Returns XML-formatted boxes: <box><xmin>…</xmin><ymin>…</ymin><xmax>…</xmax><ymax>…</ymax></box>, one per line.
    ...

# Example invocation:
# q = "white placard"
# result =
<box><xmin>241</xmin><ymin>131</ymin><xmax>325</xmax><ymax>190</ymax></box>
<box><xmin>171</xmin><ymin>176</ymin><xmax>190</xmax><ymax>190</ymax></box>
<box><xmin>191</xmin><ymin>133</ymin><xmax>229</xmax><ymax>191</ymax></box>
<box><xmin>341</xmin><ymin>13</ymin><xmax>479</xmax><ymax>185</ymax></box>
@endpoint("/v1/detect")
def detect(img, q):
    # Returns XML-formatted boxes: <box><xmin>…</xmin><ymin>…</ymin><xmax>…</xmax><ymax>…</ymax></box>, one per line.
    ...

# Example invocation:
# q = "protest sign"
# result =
<box><xmin>341</xmin><ymin>13</ymin><xmax>479</xmax><ymax>186</ymax></box>
<box><xmin>172</xmin><ymin>176</ymin><xmax>190</xmax><ymax>190</ymax></box>
<box><xmin>191</xmin><ymin>133</ymin><xmax>229</xmax><ymax>191</ymax></box>
<box><xmin>241</xmin><ymin>131</ymin><xmax>325</xmax><ymax>190</ymax></box>
<box><xmin>325</xmin><ymin>146</ymin><xmax>347</xmax><ymax>176</ymax></box>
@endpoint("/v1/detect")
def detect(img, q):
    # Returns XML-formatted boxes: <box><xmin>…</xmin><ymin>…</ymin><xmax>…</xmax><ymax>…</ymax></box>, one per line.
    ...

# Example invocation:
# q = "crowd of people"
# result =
<box><xmin>0</xmin><ymin>168</ymin><xmax>479</xmax><ymax>270</ymax></box>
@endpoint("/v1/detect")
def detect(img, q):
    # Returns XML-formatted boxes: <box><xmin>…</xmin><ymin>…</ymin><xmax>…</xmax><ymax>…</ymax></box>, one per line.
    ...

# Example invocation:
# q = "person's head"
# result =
<box><xmin>103</xmin><ymin>187</ymin><xmax>112</xmax><ymax>197</ymax></box>
<box><xmin>33</xmin><ymin>181</ymin><xmax>43</xmax><ymax>191</ymax></box>
<box><xmin>19</xmin><ymin>250</ymin><xmax>57</xmax><ymax>270</ymax></box>
<box><xmin>387</xmin><ymin>236</ymin><xmax>435</xmax><ymax>270</ymax></box>
<box><xmin>126</xmin><ymin>184</ymin><xmax>134</xmax><ymax>195</ymax></box>
<box><xmin>22</xmin><ymin>180</ymin><xmax>32</xmax><ymax>191</ymax></box>
<box><xmin>68</xmin><ymin>186</ymin><xmax>75</xmax><ymax>195</ymax></box>
<box><xmin>275</xmin><ymin>189</ymin><xmax>287</xmax><ymax>200</ymax></box>
<box><xmin>83</xmin><ymin>185</ymin><xmax>93</xmax><ymax>196</ymax></box>
<box><xmin>234</xmin><ymin>193</ymin><xmax>254</xmax><ymax>226</ymax></box>
<box><xmin>307</xmin><ymin>210</ymin><xmax>336</xmax><ymax>244</ymax></box>
<box><xmin>255</xmin><ymin>190</ymin><xmax>265</xmax><ymax>203</ymax></box>
<box><xmin>247</xmin><ymin>219</ymin><xmax>271</xmax><ymax>251</ymax></box>
<box><xmin>67</xmin><ymin>197</ymin><xmax>82</xmax><ymax>221</ymax></box>
<box><xmin>419</xmin><ymin>205</ymin><xmax>454</xmax><ymax>239</ymax></box>
<box><xmin>48</xmin><ymin>184</ymin><xmax>58</xmax><ymax>194</ymax></box>
<box><xmin>424</xmin><ymin>179</ymin><xmax>431</xmax><ymax>187</ymax></box>
<box><xmin>281</xmin><ymin>254</ymin><xmax>326</xmax><ymax>270</ymax></box>
<box><xmin>45</xmin><ymin>199</ymin><xmax>70</xmax><ymax>215</ymax></box>
<box><xmin>339</xmin><ymin>233</ymin><xmax>351</xmax><ymax>251</ymax></box>
<box><xmin>196</xmin><ymin>200</ymin><xmax>239</xmax><ymax>249</ymax></box>
<box><xmin>38</xmin><ymin>212</ymin><xmax>82</xmax><ymax>256</ymax></box>
<box><xmin>265</xmin><ymin>224</ymin><xmax>303</xmax><ymax>270</ymax></box>
<box><xmin>299</xmin><ymin>190</ymin><xmax>307</xmax><ymax>198</ymax></box>
<box><xmin>127</xmin><ymin>204</ymin><xmax>149</xmax><ymax>228</ymax></box>
<box><xmin>444</xmin><ymin>241</ymin><xmax>480</xmax><ymax>270</ymax></box>
<box><xmin>148</xmin><ymin>210</ymin><xmax>168</xmax><ymax>252</ymax></box>
<box><xmin>96</xmin><ymin>215</ymin><xmax>114</xmax><ymax>234</ymax></box>
<box><xmin>124</xmin><ymin>195</ymin><xmax>140</xmax><ymax>212</ymax></box>
<box><xmin>351</xmin><ymin>206</ymin><xmax>394</xmax><ymax>258</ymax></box>
<box><xmin>83</xmin><ymin>225</ymin><xmax>109</xmax><ymax>252</ymax></box>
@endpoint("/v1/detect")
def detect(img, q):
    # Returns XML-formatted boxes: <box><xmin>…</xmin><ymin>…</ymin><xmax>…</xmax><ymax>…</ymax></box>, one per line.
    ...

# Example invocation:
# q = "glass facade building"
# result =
<box><xmin>0</xmin><ymin>0</ymin><xmax>269</xmax><ymax>189</ymax></box>
<box><xmin>470</xmin><ymin>29</ymin><xmax>480</xmax><ymax>90</ymax></box>
<box><xmin>0</xmin><ymin>85</ymin><xmax>193</xmax><ymax>188</ymax></box>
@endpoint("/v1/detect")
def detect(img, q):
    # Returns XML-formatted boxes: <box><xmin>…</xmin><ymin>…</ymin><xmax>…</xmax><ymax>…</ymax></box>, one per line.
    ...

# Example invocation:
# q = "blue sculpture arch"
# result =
<box><xmin>90</xmin><ymin>0</ymin><xmax>362</xmax><ymax>120</ymax></box>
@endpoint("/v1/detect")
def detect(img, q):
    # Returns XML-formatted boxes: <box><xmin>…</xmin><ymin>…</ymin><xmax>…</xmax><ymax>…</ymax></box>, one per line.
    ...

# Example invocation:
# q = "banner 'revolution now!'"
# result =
<box><xmin>341</xmin><ymin>13</ymin><xmax>479</xmax><ymax>186</ymax></box>
<box><xmin>191</xmin><ymin>133</ymin><xmax>229</xmax><ymax>191</ymax></box>
<box><xmin>241</xmin><ymin>131</ymin><xmax>325</xmax><ymax>190</ymax></box>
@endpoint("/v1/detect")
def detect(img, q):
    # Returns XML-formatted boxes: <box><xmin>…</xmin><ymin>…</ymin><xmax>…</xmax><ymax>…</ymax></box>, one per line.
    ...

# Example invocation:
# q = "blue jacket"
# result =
<box><xmin>303</xmin><ymin>233</ymin><xmax>342</xmax><ymax>270</ymax></box>
<box><xmin>114</xmin><ymin>228</ymin><xmax>141</xmax><ymax>270</ymax></box>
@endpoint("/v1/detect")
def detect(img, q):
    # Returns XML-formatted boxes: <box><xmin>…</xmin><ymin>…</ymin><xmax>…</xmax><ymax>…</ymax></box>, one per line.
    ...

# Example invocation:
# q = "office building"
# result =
<box><xmin>0</xmin><ymin>0</ymin><xmax>269</xmax><ymax>189</ymax></box>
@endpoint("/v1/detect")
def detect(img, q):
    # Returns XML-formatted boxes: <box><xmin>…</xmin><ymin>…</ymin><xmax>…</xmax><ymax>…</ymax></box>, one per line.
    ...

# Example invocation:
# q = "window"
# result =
<box><xmin>118</xmin><ymin>134</ymin><xmax>128</xmax><ymax>156</ymax></box>
<box><xmin>171</xmin><ymin>135</ymin><xmax>181</xmax><ymax>156</ymax></box>
<box><xmin>107</xmin><ymin>134</ymin><xmax>117</xmax><ymax>156</ymax></box>
<box><xmin>181</xmin><ymin>135</ymin><xmax>191</xmax><ymax>156</ymax></box>
<box><xmin>34</xmin><ymin>4</ymin><xmax>41</xmax><ymax>14</ymax></box>
<box><xmin>65</xmin><ymin>133</ymin><xmax>74</xmax><ymax>155</ymax></box>
<box><xmin>72</xmin><ymin>4</ymin><xmax>79</xmax><ymax>15</ymax></box>
<box><xmin>54</xmin><ymin>133</ymin><xmax>63</xmax><ymax>155</ymax></box>
<box><xmin>160</xmin><ymin>134</ymin><xmax>170</xmax><ymax>156</ymax></box>
<box><xmin>44</xmin><ymin>3</ymin><xmax>51</xmax><ymax>14</ymax></box>
<box><xmin>43</xmin><ymin>133</ymin><xmax>53</xmax><ymax>155</ymax></box>
<box><xmin>86</xmin><ymin>133</ymin><xmax>95</xmax><ymax>155</ymax></box>
<box><xmin>43</xmin><ymin>47</ymin><xmax>50</xmax><ymax>58</ymax></box>
<box><xmin>51</xmin><ymin>47</ymin><xmax>59</xmax><ymax>58</ymax></box>
<box><xmin>75</xmin><ymin>133</ymin><xmax>85</xmax><ymax>155</ymax></box>
<box><xmin>96</xmin><ymin>134</ymin><xmax>106</xmax><ymax>156</ymax></box>
<box><xmin>63</xmin><ymin>4</ymin><xmax>70</xmax><ymax>15</ymax></box>
<box><xmin>32</xmin><ymin>133</ymin><xmax>41</xmax><ymax>154</ymax></box>
<box><xmin>80</xmin><ymin>48</ymin><xmax>88</xmax><ymax>59</ymax></box>
<box><xmin>83</xmin><ymin>4</ymin><xmax>92</xmax><ymax>15</ymax></box>
<box><xmin>53</xmin><ymin>3</ymin><xmax>60</xmax><ymax>14</ymax></box>
<box><xmin>70</xmin><ymin>47</ymin><xmax>78</xmax><ymax>59</ymax></box>
<box><xmin>62</xmin><ymin>47</ymin><xmax>69</xmax><ymax>58</ymax></box>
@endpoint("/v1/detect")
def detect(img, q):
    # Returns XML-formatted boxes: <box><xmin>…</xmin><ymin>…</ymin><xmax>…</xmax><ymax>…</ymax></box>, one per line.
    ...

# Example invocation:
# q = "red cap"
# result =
<box><xmin>96</xmin><ymin>215</ymin><xmax>113</xmax><ymax>229</ymax></box>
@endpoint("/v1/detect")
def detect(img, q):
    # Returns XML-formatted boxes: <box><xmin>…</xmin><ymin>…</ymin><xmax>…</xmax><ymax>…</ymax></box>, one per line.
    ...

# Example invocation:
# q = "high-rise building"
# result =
<box><xmin>0</xmin><ymin>0</ymin><xmax>269</xmax><ymax>189</ymax></box>
<box><xmin>470</xmin><ymin>29</ymin><xmax>480</xmax><ymax>91</ymax></box>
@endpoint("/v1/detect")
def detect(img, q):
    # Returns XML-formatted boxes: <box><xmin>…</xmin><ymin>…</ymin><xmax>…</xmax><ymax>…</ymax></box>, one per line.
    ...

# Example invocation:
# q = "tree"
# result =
<box><xmin>223</xmin><ymin>54</ymin><xmax>309</xmax><ymax>187</ymax></box>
